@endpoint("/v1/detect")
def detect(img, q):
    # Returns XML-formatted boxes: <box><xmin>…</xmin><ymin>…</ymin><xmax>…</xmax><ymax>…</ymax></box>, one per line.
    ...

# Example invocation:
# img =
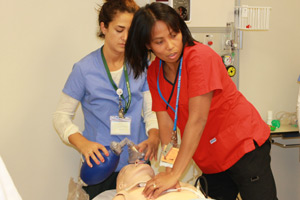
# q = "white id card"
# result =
<box><xmin>110</xmin><ymin>116</ymin><xmax>131</xmax><ymax>135</ymax></box>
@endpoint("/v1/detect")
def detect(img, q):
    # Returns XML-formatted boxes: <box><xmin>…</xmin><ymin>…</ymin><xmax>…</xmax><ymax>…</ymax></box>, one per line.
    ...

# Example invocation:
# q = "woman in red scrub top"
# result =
<box><xmin>125</xmin><ymin>3</ymin><xmax>278</xmax><ymax>200</ymax></box>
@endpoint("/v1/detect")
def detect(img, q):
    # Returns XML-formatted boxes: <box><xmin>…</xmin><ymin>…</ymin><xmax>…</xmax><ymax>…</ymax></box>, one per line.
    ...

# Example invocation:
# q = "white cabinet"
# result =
<box><xmin>187</xmin><ymin>0</ymin><xmax>235</xmax><ymax>27</ymax></box>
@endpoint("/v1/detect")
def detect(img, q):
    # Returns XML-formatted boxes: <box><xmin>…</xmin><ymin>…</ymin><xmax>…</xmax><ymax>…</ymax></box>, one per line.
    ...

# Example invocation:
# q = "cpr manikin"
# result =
<box><xmin>113</xmin><ymin>163</ymin><xmax>209</xmax><ymax>200</ymax></box>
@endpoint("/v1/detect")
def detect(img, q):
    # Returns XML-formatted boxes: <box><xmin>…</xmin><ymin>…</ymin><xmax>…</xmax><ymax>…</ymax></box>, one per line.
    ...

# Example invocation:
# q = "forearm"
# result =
<box><xmin>68</xmin><ymin>132</ymin><xmax>89</xmax><ymax>150</ymax></box>
<box><xmin>156</xmin><ymin>111</ymin><xmax>173</xmax><ymax>146</ymax></box>
<box><xmin>148</xmin><ymin>128</ymin><xmax>159</xmax><ymax>139</ymax></box>
<box><xmin>142</xmin><ymin>91</ymin><xmax>159</xmax><ymax>135</ymax></box>
<box><xmin>171</xmin><ymin>93</ymin><xmax>212</xmax><ymax>179</ymax></box>
<box><xmin>52</xmin><ymin>93</ymin><xmax>81</xmax><ymax>144</ymax></box>
<box><xmin>159</xmin><ymin>130</ymin><xmax>172</xmax><ymax>146</ymax></box>
<box><xmin>170</xmin><ymin>117</ymin><xmax>206</xmax><ymax>179</ymax></box>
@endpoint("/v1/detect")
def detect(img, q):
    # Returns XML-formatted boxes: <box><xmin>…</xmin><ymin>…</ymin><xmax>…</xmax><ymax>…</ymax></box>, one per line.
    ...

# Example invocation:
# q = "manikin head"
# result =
<box><xmin>116</xmin><ymin>163</ymin><xmax>155</xmax><ymax>192</ymax></box>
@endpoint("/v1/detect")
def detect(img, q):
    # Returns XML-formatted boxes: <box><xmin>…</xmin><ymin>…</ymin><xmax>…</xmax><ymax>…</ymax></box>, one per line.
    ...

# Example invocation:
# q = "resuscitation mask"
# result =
<box><xmin>110</xmin><ymin>138</ymin><xmax>145</xmax><ymax>164</ymax></box>
<box><xmin>79</xmin><ymin>138</ymin><xmax>145</xmax><ymax>185</ymax></box>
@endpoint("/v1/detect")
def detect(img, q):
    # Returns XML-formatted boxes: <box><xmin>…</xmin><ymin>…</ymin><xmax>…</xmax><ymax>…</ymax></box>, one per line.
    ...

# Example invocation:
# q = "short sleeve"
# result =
<box><xmin>185</xmin><ymin>46</ymin><xmax>224</xmax><ymax>98</ymax></box>
<box><xmin>62</xmin><ymin>63</ymin><xmax>86</xmax><ymax>101</ymax></box>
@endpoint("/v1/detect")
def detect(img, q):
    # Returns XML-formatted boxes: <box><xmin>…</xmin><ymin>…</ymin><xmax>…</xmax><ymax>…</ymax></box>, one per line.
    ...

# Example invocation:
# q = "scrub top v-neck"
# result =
<box><xmin>62</xmin><ymin>46</ymin><xmax>149</xmax><ymax>171</ymax></box>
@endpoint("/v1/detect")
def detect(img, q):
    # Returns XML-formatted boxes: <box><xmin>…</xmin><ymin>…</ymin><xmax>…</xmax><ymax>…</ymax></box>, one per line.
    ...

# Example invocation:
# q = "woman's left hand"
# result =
<box><xmin>137</xmin><ymin>128</ymin><xmax>160</xmax><ymax>161</ymax></box>
<box><xmin>143</xmin><ymin>171</ymin><xmax>180</xmax><ymax>199</ymax></box>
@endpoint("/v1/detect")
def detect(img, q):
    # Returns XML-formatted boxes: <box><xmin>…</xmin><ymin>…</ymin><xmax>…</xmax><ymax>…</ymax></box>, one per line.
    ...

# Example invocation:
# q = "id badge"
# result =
<box><xmin>159</xmin><ymin>144</ymin><xmax>179</xmax><ymax>168</ymax></box>
<box><xmin>110</xmin><ymin>116</ymin><xmax>131</xmax><ymax>135</ymax></box>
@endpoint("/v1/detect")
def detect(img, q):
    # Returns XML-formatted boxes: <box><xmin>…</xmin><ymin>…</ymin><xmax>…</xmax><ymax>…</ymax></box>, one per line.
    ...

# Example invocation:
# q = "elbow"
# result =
<box><xmin>190</xmin><ymin>116</ymin><xmax>208</xmax><ymax>132</ymax></box>
<box><xmin>197</xmin><ymin>114</ymin><xmax>209</xmax><ymax>126</ymax></box>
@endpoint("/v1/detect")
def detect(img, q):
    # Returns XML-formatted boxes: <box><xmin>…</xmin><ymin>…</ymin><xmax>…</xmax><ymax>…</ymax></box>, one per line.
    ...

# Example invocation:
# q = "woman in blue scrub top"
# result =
<box><xmin>53</xmin><ymin>0</ymin><xmax>159</xmax><ymax>199</ymax></box>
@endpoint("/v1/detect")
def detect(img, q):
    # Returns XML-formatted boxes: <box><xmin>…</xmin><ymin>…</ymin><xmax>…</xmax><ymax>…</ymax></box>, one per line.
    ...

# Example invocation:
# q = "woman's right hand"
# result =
<box><xmin>68</xmin><ymin>133</ymin><xmax>109</xmax><ymax>168</ymax></box>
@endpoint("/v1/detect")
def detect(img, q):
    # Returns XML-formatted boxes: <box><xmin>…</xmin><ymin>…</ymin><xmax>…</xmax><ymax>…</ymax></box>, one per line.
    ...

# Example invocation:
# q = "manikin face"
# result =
<box><xmin>147</xmin><ymin>21</ymin><xmax>183</xmax><ymax>66</ymax></box>
<box><xmin>101</xmin><ymin>11</ymin><xmax>133</xmax><ymax>54</ymax></box>
<box><xmin>116</xmin><ymin>163</ymin><xmax>155</xmax><ymax>192</ymax></box>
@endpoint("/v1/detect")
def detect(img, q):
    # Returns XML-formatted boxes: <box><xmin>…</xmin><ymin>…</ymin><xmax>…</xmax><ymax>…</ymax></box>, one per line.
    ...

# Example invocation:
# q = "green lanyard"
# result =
<box><xmin>101</xmin><ymin>47</ymin><xmax>131</xmax><ymax>115</ymax></box>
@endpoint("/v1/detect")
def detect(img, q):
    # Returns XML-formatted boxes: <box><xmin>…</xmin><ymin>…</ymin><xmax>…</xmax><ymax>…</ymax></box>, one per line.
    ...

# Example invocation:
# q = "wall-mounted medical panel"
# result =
<box><xmin>178</xmin><ymin>0</ymin><xmax>235</xmax><ymax>27</ymax></box>
<box><xmin>235</xmin><ymin>5</ymin><xmax>271</xmax><ymax>30</ymax></box>
<box><xmin>150</xmin><ymin>0</ymin><xmax>235</xmax><ymax>27</ymax></box>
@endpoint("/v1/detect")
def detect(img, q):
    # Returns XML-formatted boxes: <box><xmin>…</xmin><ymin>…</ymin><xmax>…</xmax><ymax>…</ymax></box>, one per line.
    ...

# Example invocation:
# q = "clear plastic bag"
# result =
<box><xmin>67</xmin><ymin>178</ymin><xmax>89</xmax><ymax>200</ymax></box>
<box><xmin>275</xmin><ymin>111</ymin><xmax>297</xmax><ymax>125</ymax></box>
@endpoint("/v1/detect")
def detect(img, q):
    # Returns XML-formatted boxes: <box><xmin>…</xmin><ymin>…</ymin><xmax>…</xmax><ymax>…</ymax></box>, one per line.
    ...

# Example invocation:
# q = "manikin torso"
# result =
<box><xmin>113</xmin><ymin>163</ymin><xmax>208</xmax><ymax>200</ymax></box>
<box><xmin>114</xmin><ymin>182</ymin><xmax>205</xmax><ymax>200</ymax></box>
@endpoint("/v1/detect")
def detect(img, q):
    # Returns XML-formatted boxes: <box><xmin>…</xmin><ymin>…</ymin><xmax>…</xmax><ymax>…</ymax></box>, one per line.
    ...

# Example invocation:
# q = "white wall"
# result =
<box><xmin>0</xmin><ymin>0</ymin><xmax>100</xmax><ymax>199</ymax></box>
<box><xmin>187</xmin><ymin>0</ymin><xmax>235</xmax><ymax>27</ymax></box>
<box><xmin>239</xmin><ymin>0</ymin><xmax>300</xmax><ymax>199</ymax></box>
<box><xmin>1</xmin><ymin>0</ymin><xmax>299</xmax><ymax>199</ymax></box>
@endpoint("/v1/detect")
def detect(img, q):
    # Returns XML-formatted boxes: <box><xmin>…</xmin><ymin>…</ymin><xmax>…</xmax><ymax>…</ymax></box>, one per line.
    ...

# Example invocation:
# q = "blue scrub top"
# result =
<box><xmin>63</xmin><ymin>47</ymin><xmax>149</xmax><ymax>171</ymax></box>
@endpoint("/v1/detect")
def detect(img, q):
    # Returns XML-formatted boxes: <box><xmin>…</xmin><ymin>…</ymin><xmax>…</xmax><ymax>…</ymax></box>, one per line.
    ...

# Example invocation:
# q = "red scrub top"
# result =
<box><xmin>147</xmin><ymin>42</ymin><xmax>270</xmax><ymax>174</ymax></box>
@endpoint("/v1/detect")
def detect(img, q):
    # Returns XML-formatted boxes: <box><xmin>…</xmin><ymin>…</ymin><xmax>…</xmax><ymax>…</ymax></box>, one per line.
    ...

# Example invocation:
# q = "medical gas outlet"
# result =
<box><xmin>204</xmin><ymin>34</ymin><xmax>214</xmax><ymax>47</ymax></box>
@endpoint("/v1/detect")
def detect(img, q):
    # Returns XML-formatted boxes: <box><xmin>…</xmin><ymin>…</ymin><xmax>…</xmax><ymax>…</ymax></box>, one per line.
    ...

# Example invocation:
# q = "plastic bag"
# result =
<box><xmin>67</xmin><ymin>178</ymin><xmax>89</xmax><ymax>200</ymax></box>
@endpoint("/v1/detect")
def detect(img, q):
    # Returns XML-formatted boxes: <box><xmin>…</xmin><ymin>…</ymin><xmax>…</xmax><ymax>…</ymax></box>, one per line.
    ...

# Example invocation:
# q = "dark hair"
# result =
<box><xmin>98</xmin><ymin>0</ymin><xmax>139</xmax><ymax>38</ymax></box>
<box><xmin>125</xmin><ymin>2</ymin><xmax>195</xmax><ymax>79</ymax></box>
